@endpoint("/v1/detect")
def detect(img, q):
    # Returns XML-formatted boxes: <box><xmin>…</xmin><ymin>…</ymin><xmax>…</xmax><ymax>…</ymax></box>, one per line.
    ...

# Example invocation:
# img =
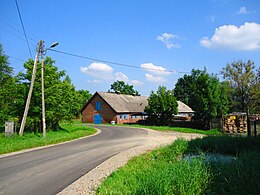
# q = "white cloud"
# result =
<box><xmin>156</xmin><ymin>33</ymin><xmax>180</xmax><ymax>49</ymax></box>
<box><xmin>81</xmin><ymin>62</ymin><xmax>141</xmax><ymax>85</ymax></box>
<box><xmin>114</xmin><ymin>72</ymin><xmax>129</xmax><ymax>82</ymax></box>
<box><xmin>80</xmin><ymin>62</ymin><xmax>114</xmax><ymax>80</ymax></box>
<box><xmin>237</xmin><ymin>6</ymin><xmax>248</xmax><ymax>14</ymax></box>
<box><xmin>145</xmin><ymin>73</ymin><xmax>166</xmax><ymax>83</ymax></box>
<box><xmin>140</xmin><ymin>63</ymin><xmax>171</xmax><ymax>75</ymax></box>
<box><xmin>87</xmin><ymin>80</ymin><xmax>102</xmax><ymax>84</ymax></box>
<box><xmin>200</xmin><ymin>22</ymin><xmax>260</xmax><ymax>51</ymax></box>
<box><xmin>130</xmin><ymin>80</ymin><xmax>143</xmax><ymax>86</ymax></box>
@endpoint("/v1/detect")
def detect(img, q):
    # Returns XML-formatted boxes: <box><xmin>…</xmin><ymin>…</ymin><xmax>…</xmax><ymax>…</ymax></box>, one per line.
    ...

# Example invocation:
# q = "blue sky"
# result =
<box><xmin>1</xmin><ymin>0</ymin><xmax>260</xmax><ymax>95</ymax></box>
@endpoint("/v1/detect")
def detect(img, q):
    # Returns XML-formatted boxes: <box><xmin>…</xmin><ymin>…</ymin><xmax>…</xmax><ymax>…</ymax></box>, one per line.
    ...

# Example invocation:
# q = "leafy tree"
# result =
<box><xmin>0</xmin><ymin>44</ymin><xmax>17</xmax><ymax>124</ymax></box>
<box><xmin>17</xmin><ymin>57</ymin><xmax>79</xmax><ymax>132</ymax></box>
<box><xmin>109</xmin><ymin>80</ymin><xmax>140</xmax><ymax>96</ymax></box>
<box><xmin>74</xmin><ymin>89</ymin><xmax>92</xmax><ymax>118</ymax></box>
<box><xmin>250</xmin><ymin>67</ymin><xmax>260</xmax><ymax>113</ymax></box>
<box><xmin>221</xmin><ymin>60</ymin><xmax>259</xmax><ymax>113</ymax></box>
<box><xmin>145</xmin><ymin>86</ymin><xmax>178</xmax><ymax>126</ymax></box>
<box><xmin>174</xmin><ymin>68</ymin><xmax>228</xmax><ymax>129</ymax></box>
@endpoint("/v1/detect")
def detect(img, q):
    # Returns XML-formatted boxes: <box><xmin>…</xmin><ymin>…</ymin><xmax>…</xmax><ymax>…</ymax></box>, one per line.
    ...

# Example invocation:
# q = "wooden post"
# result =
<box><xmin>19</xmin><ymin>40</ymin><xmax>43</xmax><ymax>136</ymax></box>
<box><xmin>41</xmin><ymin>52</ymin><xmax>46</xmax><ymax>137</ymax></box>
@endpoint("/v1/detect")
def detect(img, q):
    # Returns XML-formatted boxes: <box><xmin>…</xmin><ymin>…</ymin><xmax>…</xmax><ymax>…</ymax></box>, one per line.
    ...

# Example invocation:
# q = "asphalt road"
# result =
<box><xmin>0</xmin><ymin>125</ymin><xmax>147</xmax><ymax>195</ymax></box>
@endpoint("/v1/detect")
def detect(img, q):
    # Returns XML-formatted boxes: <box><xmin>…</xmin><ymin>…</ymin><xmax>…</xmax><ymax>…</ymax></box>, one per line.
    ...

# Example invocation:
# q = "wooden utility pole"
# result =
<box><xmin>19</xmin><ymin>40</ymin><xmax>43</xmax><ymax>136</ymax></box>
<box><xmin>41</xmin><ymin>49</ymin><xmax>46</xmax><ymax>137</ymax></box>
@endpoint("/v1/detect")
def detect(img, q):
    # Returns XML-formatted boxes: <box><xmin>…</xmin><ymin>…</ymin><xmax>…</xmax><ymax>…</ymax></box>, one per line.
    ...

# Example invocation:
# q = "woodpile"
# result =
<box><xmin>223</xmin><ymin>113</ymin><xmax>247</xmax><ymax>133</ymax></box>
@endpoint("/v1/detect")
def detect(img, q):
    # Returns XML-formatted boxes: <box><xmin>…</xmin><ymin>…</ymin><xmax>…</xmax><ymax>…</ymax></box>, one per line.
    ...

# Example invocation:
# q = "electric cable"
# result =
<box><xmin>15</xmin><ymin>0</ymin><xmax>33</xmax><ymax>58</ymax></box>
<box><xmin>49</xmin><ymin>48</ymin><xmax>190</xmax><ymax>74</ymax></box>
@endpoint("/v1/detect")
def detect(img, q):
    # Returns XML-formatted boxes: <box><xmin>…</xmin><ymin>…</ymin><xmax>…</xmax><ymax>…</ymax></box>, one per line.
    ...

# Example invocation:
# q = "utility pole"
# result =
<box><xmin>19</xmin><ymin>40</ymin><xmax>43</xmax><ymax>136</ymax></box>
<box><xmin>41</xmin><ymin>43</ymin><xmax>46</xmax><ymax>137</ymax></box>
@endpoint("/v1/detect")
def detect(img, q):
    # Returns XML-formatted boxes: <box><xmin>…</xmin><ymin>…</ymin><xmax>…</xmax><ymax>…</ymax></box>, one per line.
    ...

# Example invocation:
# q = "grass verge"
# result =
<box><xmin>97</xmin><ymin>135</ymin><xmax>260</xmax><ymax>194</ymax></box>
<box><xmin>116</xmin><ymin>124</ymin><xmax>222</xmax><ymax>135</ymax></box>
<box><xmin>0</xmin><ymin>122</ymin><xmax>96</xmax><ymax>155</ymax></box>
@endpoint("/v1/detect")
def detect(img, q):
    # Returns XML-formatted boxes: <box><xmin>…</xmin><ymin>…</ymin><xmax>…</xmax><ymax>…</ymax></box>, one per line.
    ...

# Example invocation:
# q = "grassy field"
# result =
<box><xmin>0</xmin><ymin>121</ymin><xmax>96</xmax><ymax>155</ymax></box>
<box><xmin>97</xmin><ymin>135</ymin><xmax>260</xmax><ymax>194</ymax></box>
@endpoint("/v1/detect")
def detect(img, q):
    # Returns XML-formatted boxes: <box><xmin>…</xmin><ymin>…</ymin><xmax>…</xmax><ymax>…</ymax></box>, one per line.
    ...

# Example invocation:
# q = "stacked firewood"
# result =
<box><xmin>223</xmin><ymin>114</ymin><xmax>247</xmax><ymax>133</ymax></box>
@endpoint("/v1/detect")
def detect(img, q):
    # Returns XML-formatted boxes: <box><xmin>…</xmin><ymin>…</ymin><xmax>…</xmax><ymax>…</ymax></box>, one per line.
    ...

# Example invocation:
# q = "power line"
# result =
<box><xmin>0</xmin><ymin>18</ymin><xmax>37</xmax><ymax>44</ymax></box>
<box><xmin>49</xmin><ymin>48</ymin><xmax>190</xmax><ymax>74</ymax></box>
<box><xmin>15</xmin><ymin>0</ymin><xmax>33</xmax><ymax>58</ymax></box>
<box><xmin>8</xmin><ymin>55</ymin><xmax>26</xmax><ymax>62</ymax></box>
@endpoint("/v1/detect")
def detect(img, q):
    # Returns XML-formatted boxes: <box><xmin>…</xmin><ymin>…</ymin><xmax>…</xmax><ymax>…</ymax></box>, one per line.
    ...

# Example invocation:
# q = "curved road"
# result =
<box><xmin>0</xmin><ymin>125</ymin><xmax>147</xmax><ymax>195</ymax></box>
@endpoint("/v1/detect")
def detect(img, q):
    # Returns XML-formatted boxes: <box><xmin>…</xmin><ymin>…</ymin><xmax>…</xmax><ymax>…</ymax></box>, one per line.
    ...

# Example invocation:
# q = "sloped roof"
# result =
<box><xmin>81</xmin><ymin>92</ymin><xmax>194</xmax><ymax>114</ymax></box>
<box><xmin>177</xmin><ymin>101</ymin><xmax>194</xmax><ymax>113</ymax></box>
<box><xmin>97</xmin><ymin>92</ymin><xmax>148</xmax><ymax>113</ymax></box>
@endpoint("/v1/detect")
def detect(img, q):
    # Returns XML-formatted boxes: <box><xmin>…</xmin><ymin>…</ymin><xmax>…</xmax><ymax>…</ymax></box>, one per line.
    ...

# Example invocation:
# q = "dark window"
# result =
<box><xmin>96</xmin><ymin>102</ymin><xmax>101</xmax><ymax>111</ymax></box>
<box><xmin>124</xmin><ymin>114</ymin><xmax>128</xmax><ymax>119</ymax></box>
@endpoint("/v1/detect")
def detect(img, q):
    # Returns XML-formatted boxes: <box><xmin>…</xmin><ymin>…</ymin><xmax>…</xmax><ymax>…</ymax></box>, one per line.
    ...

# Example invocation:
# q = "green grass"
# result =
<box><xmin>0</xmin><ymin>121</ymin><xmax>96</xmax><ymax>155</ymax></box>
<box><xmin>97</xmin><ymin>135</ymin><xmax>260</xmax><ymax>194</ymax></box>
<box><xmin>117</xmin><ymin>124</ymin><xmax>222</xmax><ymax>135</ymax></box>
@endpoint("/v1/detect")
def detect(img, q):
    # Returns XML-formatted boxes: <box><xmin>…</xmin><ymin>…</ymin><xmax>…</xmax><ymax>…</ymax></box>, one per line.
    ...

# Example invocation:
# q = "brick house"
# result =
<box><xmin>81</xmin><ymin>92</ymin><xmax>148</xmax><ymax>124</ymax></box>
<box><xmin>81</xmin><ymin>92</ymin><xmax>195</xmax><ymax>124</ymax></box>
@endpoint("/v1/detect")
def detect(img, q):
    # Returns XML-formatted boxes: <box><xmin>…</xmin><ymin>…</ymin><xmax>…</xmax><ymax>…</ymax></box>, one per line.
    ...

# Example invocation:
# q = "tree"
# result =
<box><xmin>17</xmin><ymin>57</ymin><xmax>79</xmax><ymax>132</ymax></box>
<box><xmin>145</xmin><ymin>86</ymin><xmax>178</xmax><ymax>126</ymax></box>
<box><xmin>174</xmin><ymin>68</ymin><xmax>228</xmax><ymax>129</ymax></box>
<box><xmin>221</xmin><ymin>60</ymin><xmax>259</xmax><ymax>113</ymax></box>
<box><xmin>74</xmin><ymin>89</ymin><xmax>92</xmax><ymax>118</ymax></box>
<box><xmin>0</xmin><ymin>43</ymin><xmax>17</xmax><ymax>124</ymax></box>
<box><xmin>109</xmin><ymin>80</ymin><xmax>140</xmax><ymax>96</ymax></box>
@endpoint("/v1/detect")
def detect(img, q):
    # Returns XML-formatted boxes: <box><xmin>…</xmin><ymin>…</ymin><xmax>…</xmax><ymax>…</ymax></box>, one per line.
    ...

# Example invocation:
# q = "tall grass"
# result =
<box><xmin>97</xmin><ymin>135</ymin><xmax>260</xmax><ymax>194</ymax></box>
<box><xmin>0</xmin><ymin>122</ymin><xmax>96</xmax><ymax>155</ymax></box>
<box><xmin>97</xmin><ymin>139</ymin><xmax>212</xmax><ymax>194</ymax></box>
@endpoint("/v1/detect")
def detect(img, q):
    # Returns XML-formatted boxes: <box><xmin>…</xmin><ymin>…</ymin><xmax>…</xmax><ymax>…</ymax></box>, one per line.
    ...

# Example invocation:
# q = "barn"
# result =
<box><xmin>81</xmin><ymin>92</ymin><xmax>148</xmax><ymax>124</ymax></box>
<box><xmin>81</xmin><ymin>92</ymin><xmax>194</xmax><ymax>124</ymax></box>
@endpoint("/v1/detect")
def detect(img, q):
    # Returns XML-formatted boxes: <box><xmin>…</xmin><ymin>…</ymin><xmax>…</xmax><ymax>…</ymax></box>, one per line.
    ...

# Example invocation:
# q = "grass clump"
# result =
<box><xmin>97</xmin><ymin>139</ymin><xmax>212</xmax><ymax>194</ymax></box>
<box><xmin>97</xmin><ymin>135</ymin><xmax>260</xmax><ymax>194</ymax></box>
<box><xmin>0</xmin><ymin>121</ymin><xmax>96</xmax><ymax>155</ymax></box>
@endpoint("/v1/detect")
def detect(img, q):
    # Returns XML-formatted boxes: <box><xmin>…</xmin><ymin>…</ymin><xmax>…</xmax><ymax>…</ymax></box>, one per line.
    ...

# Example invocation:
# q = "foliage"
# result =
<box><xmin>145</xmin><ymin>86</ymin><xmax>178</xmax><ymax>125</ymax></box>
<box><xmin>97</xmin><ymin>139</ymin><xmax>212</xmax><ymax>194</ymax></box>
<box><xmin>16</xmin><ymin>57</ymin><xmax>88</xmax><ymax>132</ymax></box>
<box><xmin>109</xmin><ymin>80</ymin><xmax>140</xmax><ymax>96</ymax></box>
<box><xmin>0</xmin><ymin>44</ymin><xmax>17</xmax><ymax>124</ymax></box>
<box><xmin>97</xmin><ymin>136</ymin><xmax>260</xmax><ymax>195</ymax></box>
<box><xmin>174</xmin><ymin>68</ymin><xmax>228</xmax><ymax>129</ymax></box>
<box><xmin>221</xmin><ymin>60</ymin><xmax>259</xmax><ymax>113</ymax></box>
<box><xmin>0</xmin><ymin>122</ymin><xmax>96</xmax><ymax>154</ymax></box>
<box><xmin>75</xmin><ymin>89</ymin><xmax>92</xmax><ymax>116</ymax></box>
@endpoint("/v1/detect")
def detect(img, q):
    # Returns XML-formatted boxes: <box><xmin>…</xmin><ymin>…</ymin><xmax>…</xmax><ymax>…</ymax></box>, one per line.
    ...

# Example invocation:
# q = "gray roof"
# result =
<box><xmin>177</xmin><ymin>101</ymin><xmax>194</xmax><ymax>113</ymax></box>
<box><xmin>97</xmin><ymin>92</ymin><xmax>148</xmax><ymax>113</ymax></box>
<box><xmin>82</xmin><ymin>92</ymin><xmax>194</xmax><ymax>114</ymax></box>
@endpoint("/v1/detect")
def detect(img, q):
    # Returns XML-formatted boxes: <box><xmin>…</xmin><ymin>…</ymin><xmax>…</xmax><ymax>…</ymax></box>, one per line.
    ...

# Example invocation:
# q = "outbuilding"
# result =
<box><xmin>81</xmin><ymin>92</ymin><xmax>195</xmax><ymax>124</ymax></box>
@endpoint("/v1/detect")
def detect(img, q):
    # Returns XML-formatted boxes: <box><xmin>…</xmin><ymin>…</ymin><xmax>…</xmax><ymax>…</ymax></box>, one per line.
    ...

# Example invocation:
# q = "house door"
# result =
<box><xmin>94</xmin><ymin>114</ymin><xmax>102</xmax><ymax>124</ymax></box>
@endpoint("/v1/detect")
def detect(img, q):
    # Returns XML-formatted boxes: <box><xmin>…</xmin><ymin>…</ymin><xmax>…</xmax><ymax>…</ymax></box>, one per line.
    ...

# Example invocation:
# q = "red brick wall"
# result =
<box><xmin>82</xmin><ymin>94</ymin><xmax>117</xmax><ymax>124</ymax></box>
<box><xmin>116</xmin><ymin>114</ymin><xmax>143</xmax><ymax>124</ymax></box>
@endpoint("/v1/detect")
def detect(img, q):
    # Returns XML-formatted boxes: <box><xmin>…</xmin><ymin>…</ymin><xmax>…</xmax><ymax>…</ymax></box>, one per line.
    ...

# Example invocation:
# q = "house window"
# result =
<box><xmin>120</xmin><ymin>115</ymin><xmax>123</xmax><ymax>120</ymax></box>
<box><xmin>124</xmin><ymin>114</ymin><xmax>128</xmax><ymax>119</ymax></box>
<box><xmin>96</xmin><ymin>102</ymin><xmax>101</xmax><ymax>111</ymax></box>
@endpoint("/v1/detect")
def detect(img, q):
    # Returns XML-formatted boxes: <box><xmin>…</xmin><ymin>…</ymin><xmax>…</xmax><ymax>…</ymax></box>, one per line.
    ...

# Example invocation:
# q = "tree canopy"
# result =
<box><xmin>145</xmin><ymin>86</ymin><xmax>178</xmax><ymax>126</ymax></box>
<box><xmin>221</xmin><ymin>60</ymin><xmax>259</xmax><ymax>114</ymax></box>
<box><xmin>0</xmin><ymin>44</ymin><xmax>16</xmax><ymax>124</ymax></box>
<box><xmin>109</xmin><ymin>80</ymin><xmax>140</xmax><ymax>96</ymax></box>
<box><xmin>174</xmin><ymin>68</ymin><xmax>228</xmax><ymax>129</ymax></box>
